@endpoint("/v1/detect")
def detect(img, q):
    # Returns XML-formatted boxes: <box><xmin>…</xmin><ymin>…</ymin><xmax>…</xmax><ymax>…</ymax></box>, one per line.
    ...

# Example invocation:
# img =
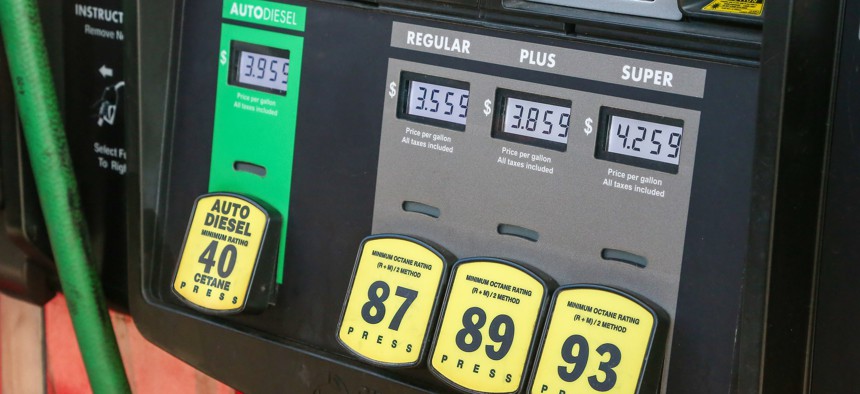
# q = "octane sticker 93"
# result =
<box><xmin>172</xmin><ymin>193</ymin><xmax>270</xmax><ymax>313</ymax></box>
<box><xmin>529</xmin><ymin>286</ymin><xmax>664</xmax><ymax>394</ymax></box>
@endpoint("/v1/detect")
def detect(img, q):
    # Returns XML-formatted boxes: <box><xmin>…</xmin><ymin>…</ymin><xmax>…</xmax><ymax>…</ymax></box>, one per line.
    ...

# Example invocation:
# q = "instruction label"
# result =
<box><xmin>173</xmin><ymin>194</ymin><xmax>269</xmax><ymax>312</ymax></box>
<box><xmin>703</xmin><ymin>0</ymin><xmax>765</xmax><ymax>16</ymax></box>
<box><xmin>430</xmin><ymin>260</ymin><xmax>547</xmax><ymax>393</ymax></box>
<box><xmin>530</xmin><ymin>287</ymin><xmax>657</xmax><ymax>394</ymax></box>
<box><xmin>338</xmin><ymin>237</ymin><xmax>447</xmax><ymax>366</ymax></box>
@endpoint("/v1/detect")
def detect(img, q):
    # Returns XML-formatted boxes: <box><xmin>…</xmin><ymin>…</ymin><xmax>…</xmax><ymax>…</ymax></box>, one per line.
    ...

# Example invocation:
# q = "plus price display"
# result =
<box><xmin>493</xmin><ymin>90</ymin><xmax>572</xmax><ymax>152</ymax></box>
<box><xmin>337</xmin><ymin>235</ymin><xmax>449</xmax><ymax>367</ymax></box>
<box><xmin>172</xmin><ymin>193</ymin><xmax>278</xmax><ymax>314</ymax></box>
<box><xmin>429</xmin><ymin>259</ymin><xmax>550</xmax><ymax>394</ymax></box>
<box><xmin>529</xmin><ymin>286</ymin><xmax>668</xmax><ymax>394</ymax></box>
<box><xmin>502</xmin><ymin>98</ymin><xmax>571</xmax><ymax>143</ymax></box>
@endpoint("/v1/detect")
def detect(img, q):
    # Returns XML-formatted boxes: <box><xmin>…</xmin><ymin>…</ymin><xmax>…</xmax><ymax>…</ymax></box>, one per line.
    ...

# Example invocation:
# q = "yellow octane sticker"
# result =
<box><xmin>703</xmin><ymin>0</ymin><xmax>764</xmax><ymax>16</ymax></box>
<box><xmin>530</xmin><ymin>288</ymin><xmax>655</xmax><ymax>394</ymax></box>
<box><xmin>173</xmin><ymin>194</ymin><xmax>268</xmax><ymax>312</ymax></box>
<box><xmin>431</xmin><ymin>261</ymin><xmax>546</xmax><ymax>394</ymax></box>
<box><xmin>338</xmin><ymin>237</ymin><xmax>446</xmax><ymax>366</ymax></box>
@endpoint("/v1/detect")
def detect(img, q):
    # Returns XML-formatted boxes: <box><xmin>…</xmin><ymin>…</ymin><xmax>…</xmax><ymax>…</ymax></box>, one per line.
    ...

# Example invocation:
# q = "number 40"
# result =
<box><xmin>198</xmin><ymin>240</ymin><xmax>237</xmax><ymax>278</ymax></box>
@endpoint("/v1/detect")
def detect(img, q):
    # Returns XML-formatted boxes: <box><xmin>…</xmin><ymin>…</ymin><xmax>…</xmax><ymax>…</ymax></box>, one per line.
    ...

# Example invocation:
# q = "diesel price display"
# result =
<box><xmin>493</xmin><ymin>89</ymin><xmax>572</xmax><ymax>152</ymax></box>
<box><xmin>229</xmin><ymin>41</ymin><xmax>290</xmax><ymax>95</ymax></box>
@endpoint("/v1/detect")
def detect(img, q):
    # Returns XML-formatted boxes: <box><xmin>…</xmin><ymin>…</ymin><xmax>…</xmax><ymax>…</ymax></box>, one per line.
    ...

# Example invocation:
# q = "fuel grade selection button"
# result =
<box><xmin>172</xmin><ymin>193</ymin><xmax>280</xmax><ymax>315</ymax></box>
<box><xmin>337</xmin><ymin>235</ymin><xmax>452</xmax><ymax>367</ymax></box>
<box><xmin>429</xmin><ymin>258</ymin><xmax>552</xmax><ymax>394</ymax></box>
<box><xmin>529</xmin><ymin>285</ymin><xmax>669</xmax><ymax>394</ymax></box>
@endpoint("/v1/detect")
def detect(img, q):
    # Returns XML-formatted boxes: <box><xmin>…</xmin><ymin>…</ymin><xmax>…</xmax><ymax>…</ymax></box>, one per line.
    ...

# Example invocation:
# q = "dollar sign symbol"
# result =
<box><xmin>388</xmin><ymin>82</ymin><xmax>397</xmax><ymax>98</ymax></box>
<box><xmin>219</xmin><ymin>50</ymin><xmax>227</xmax><ymax>65</ymax></box>
<box><xmin>584</xmin><ymin>118</ymin><xmax>593</xmax><ymax>135</ymax></box>
<box><xmin>483</xmin><ymin>99</ymin><xmax>492</xmax><ymax>116</ymax></box>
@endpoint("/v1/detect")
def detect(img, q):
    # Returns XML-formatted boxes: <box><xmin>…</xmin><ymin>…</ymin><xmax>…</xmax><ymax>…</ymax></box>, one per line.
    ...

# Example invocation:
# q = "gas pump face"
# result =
<box><xmin>132</xmin><ymin>0</ymin><xmax>768</xmax><ymax>392</ymax></box>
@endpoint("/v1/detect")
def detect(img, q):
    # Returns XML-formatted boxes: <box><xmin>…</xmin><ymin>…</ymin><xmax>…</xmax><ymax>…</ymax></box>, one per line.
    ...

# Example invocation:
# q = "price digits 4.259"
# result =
<box><xmin>614</xmin><ymin>121</ymin><xmax>681</xmax><ymax>159</ymax></box>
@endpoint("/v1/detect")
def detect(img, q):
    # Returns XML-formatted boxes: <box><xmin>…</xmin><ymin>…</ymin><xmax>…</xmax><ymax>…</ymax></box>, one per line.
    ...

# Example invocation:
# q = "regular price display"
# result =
<box><xmin>429</xmin><ymin>259</ymin><xmax>549</xmax><ymax>394</ymax></box>
<box><xmin>172</xmin><ymin>193</ymin><xmax>272</xmax><ymax>313</ymax></box>
<box><xmin>529</xmin><ymin>286</ymin><xmax>667</xmax><ymax>394</ymax></box>
<box><xmin>337</xmin><ymin>235</ymin><xmax>448</xmax><ymax>367</ymax></box>
<box><xmin>407</xmin><ymin>80</ymin><xmax>470</xmax><ymax>125</ymax></box>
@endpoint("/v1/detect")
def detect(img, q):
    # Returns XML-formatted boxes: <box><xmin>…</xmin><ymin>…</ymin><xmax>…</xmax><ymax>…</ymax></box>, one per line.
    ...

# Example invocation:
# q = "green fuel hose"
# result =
<box><xmin>0</xmin><ymin>1</ymin><xmax>130</xmax><ymax>393</ymax></box>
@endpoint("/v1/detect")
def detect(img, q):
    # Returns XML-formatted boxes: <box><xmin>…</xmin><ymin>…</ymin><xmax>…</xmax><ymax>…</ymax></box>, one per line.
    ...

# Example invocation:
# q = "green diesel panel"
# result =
<box><xmin>210</xmin><ymin>17</ymin><xmax>305</xmax><ymax>284</ymax></box>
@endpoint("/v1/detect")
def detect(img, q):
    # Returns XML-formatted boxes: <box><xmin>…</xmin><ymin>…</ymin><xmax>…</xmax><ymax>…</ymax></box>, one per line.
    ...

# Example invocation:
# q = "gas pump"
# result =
<box><xmin>126</xmin><ymin>0</ymin><xmax>839</xmax><ymax>393</ymax></box>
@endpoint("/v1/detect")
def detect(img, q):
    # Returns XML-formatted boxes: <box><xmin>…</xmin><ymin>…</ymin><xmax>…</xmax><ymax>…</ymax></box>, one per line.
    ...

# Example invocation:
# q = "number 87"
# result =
<box><xmin>360</xmin><ymin>281</ymin><xmax>418</xmax><ymax>331</ymax></box>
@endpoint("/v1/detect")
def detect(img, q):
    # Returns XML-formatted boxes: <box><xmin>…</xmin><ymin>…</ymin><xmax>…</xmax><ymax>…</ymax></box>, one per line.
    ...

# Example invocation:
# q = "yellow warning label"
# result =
<box><xmin>703</xmin><ymin>0</ymin><xmax>764</xmax><ymax>16</ymax></box>
<box><xmin>338</xmin><ymin>237</ymin><xmax>446</xmax><ymax>366</ymax></box>
<box><xmin>430</xmin><ymin>260</ymin><xmax>546</xmax><ymax>394</ymax></box>
<box><xmin>529</xmin><ymin>287</ymin><xmax>656</xmax><ymax>394</ymax></box>
<box><xmin>173</xmin><ymin>194</ymin><xmax>268</xmax><ymax>312</ymax></box>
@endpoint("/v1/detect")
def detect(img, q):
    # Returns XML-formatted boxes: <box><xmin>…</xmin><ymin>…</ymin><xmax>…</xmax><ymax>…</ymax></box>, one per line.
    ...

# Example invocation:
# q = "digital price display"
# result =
<box><xmin>337</xmin><ymin>235</ymin><xmax>450</xmax><ymax>367</ymax></box>
<box><xmin>528</xmin><ymin>285</ymin><xmax>668</xmax><ymax>394</ymax></box>
<box><xmin>398</xmin><ymin>72</ymin><xmax>470</xmax><ymax>131</ymax></box>
<box><xmin>492</xmin><ymin>89</ymin><xmax>572</xmax><ymax>152</ymax></box>
<box><xmin>595</xmin><ymin>108</ymin><xmax>685</xmax><ymax>174</ymax></box>
<box><xmin>229</xmin><ymin>41</ymin><xmax>290</xmax><ymax>95</ymax></box>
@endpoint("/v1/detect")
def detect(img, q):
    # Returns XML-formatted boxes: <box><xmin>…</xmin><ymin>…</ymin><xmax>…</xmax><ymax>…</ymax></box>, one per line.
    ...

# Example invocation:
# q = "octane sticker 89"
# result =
<box><xmin>529</xmin><ymin>286</ymin><xmax>662</xmax><ymax>394</ymax></box>
<box><xmin>172</xmin><ymin>194</ymin><xmax>269</xmax><ymax>313</ymax></box>
<box><xmin>429</xmin><ymin>259</ymin><xmax>549</xmax><ymax>394</ymax></box>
